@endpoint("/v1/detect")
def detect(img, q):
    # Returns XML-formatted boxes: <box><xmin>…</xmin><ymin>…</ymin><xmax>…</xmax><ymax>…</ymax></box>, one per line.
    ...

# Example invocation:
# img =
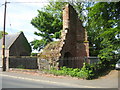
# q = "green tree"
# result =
<box><xmin>0</xmin><ymin>31</ymin><xmax>8</xmax><ymax>39</ymax></box>
<box><xmin>87</xmin><ymin>2</ymin><xmax>120</xmax><ymax>60</ymax></box>
<box><xmin>30</xmin><ymin>2</ymin><xmax>68</xmax><ymax>51</ymax></box>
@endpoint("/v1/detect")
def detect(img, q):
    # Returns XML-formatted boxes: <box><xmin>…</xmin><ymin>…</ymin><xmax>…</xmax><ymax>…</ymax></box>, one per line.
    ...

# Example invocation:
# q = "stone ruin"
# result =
<box><xmin>39</xmin><ymin>4</ymin><xmax>89</xmax><ymax>69</ymax></box>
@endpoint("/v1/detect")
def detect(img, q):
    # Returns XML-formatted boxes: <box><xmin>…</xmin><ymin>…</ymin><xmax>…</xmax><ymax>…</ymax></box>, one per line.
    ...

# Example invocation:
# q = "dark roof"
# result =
<box><xmin>0</xmin><ymin>32</ymin><xmax>21</xmax><ymax>50</ymax></box>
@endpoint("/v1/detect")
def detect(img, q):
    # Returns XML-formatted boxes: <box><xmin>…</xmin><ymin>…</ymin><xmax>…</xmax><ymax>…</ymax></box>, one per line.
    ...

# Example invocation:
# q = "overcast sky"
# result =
<box><xmin>0</xmin><ymin>0</ymin><xmax>49</xmax><ymax>43</ymax></box>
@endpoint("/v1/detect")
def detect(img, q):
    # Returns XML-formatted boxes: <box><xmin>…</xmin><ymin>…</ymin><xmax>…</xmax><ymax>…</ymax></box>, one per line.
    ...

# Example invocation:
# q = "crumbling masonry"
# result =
<box><xmin>58</xmin><ymin>4</ymin><xmax>89</xmax><ymax>68</ymax></box>
<box><xmin>39</xmin><ymin>4</ymin><xmax>89</xmax><ymax>69</ymax></box>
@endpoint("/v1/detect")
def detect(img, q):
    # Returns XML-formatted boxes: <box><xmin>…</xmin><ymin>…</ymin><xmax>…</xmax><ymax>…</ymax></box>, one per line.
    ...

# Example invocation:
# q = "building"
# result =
<box><xmin>0</xmin><ymin>32</ymin><xmax>31</xmax><ymax>57</ymax></box>
<box><xmin>0</xmin><ymin>32</ymin><xmax>32</xmax><ymax>70</ymax></box>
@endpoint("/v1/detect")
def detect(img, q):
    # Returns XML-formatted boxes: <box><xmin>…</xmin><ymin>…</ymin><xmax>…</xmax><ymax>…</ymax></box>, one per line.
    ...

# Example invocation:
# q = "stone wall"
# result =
<box><xmin>38</xmin><ymin>58</ymin><xmax>50</xmax><ymax>70</ymax></box>
<box><xmin>59</xmin><ymin>4</ymin><xmax>89</xmax><ymax>68</ymax></box>
<box><xmin>9</xmin><ymin>56</ymin><xmax>38</xmax><ymax>69</ymax></box>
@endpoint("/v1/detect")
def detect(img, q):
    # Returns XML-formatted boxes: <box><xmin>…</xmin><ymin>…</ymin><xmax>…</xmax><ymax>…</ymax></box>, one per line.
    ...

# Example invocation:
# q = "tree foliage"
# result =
<box><xmin>87</xmin><ymin>2</ymin><xmax>120</xmax><ymax>60</ymax></box>
<box><xmin>0</xmin><ymin>31</ymin><xmax>8</xmax><ymax>39</ymax></box>
<box><xmin>31</xmin><ymin>2</ymin><xmax>68</xmax><ymax>51</ymax></box>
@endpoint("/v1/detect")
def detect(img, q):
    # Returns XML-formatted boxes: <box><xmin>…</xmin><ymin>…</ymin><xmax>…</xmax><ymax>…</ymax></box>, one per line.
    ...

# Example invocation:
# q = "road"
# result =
<box><xmin>0</xmin><ymin>70</ymin><xmax>119</xmax><ymax>89</ymax></box>
<box><xmin>1</xmin><ymin>72</ymin><xmax>94</xmax><ymax>88</ymax></box>
<box><xmin>2</xmin><ymin>76</ymin><xmax>72</xmax><ymax>88</ymax></box>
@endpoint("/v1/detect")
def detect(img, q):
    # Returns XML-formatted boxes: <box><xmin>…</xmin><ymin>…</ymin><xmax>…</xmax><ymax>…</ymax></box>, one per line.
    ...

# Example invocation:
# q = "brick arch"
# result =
<box><xmin>63</xmin><ymin>52</ymin><xmax>73</xmax><ymax>67</ymax></box>
<box><xmin>64</xmin><ymin>52</ymin><xmax>72</xmax><ymax>58</ymax></box>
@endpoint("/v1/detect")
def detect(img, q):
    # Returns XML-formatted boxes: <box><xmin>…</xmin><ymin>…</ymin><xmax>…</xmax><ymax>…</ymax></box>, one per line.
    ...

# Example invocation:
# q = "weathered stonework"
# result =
<box><xmin>39</xmin><ymin>4</ymin><xmax>89</xmax><ymax>69</ymax></box>
<box><xmin>58</xmin><ymin>4</ymin><xmax>89</xmax><ymax>68</ymax></box>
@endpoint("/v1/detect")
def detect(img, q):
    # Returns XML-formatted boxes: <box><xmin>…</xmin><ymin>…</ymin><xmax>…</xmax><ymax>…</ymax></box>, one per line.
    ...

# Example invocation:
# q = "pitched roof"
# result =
<box><xmin>0</xmin><ymin>32</ymin><xmax>21</xmax><ymax>50</ymax></box>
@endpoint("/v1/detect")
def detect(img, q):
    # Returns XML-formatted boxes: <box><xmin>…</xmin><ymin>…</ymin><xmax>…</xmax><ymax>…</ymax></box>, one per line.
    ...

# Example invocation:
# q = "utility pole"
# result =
<box><xmin>2</xmin><ymin>0</ymin><xmax>7</xmax><ymax>71</ymax></box>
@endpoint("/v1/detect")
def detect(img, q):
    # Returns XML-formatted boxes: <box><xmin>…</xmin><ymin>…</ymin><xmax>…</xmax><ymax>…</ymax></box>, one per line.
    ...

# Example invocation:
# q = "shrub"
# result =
<box><xmin>76</xmin><ymin>63</ymin><xmax>94</xmax><ymax>79</ymax></box>
<box><xmin>44</xmin><ymin>58</ymin><xmax>116</xmax><ymax>80</ymax></box>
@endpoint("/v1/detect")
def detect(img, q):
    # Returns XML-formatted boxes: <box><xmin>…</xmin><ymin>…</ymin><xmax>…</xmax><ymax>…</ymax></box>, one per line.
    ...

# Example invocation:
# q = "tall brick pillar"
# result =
<box><xmin>59</xmin><ymin>4</ymin><xmax>89</xmax><ymax>68</ymax></box>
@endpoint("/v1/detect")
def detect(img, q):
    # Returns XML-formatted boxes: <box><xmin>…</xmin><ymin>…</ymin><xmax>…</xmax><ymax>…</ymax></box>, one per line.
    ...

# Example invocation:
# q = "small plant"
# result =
<box><xmin>44</xmin><ymin>58</ymin><xmax>115</xmax><ymax>80</ymax></box>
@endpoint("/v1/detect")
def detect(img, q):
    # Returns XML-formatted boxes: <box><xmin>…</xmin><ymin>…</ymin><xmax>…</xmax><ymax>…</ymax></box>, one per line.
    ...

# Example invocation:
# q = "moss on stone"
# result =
<box><xmin>38</xmin><ymin>41</ymin><xmax>61</xmax><ymax>61</ymax></box>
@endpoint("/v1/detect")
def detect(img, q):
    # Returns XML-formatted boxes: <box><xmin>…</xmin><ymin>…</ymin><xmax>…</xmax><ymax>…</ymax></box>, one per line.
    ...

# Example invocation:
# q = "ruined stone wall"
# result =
<box><xmin>61</xmin><ymin>4</ymin><xmax>77</xmax><ymax>57</ymax></box>
<box><xmin>59</xmin><ymin>4</ymin><xmax>89</xmax><ymax>68</ymax></box>
<box><xmin>39</xmin><ymin>4</ymin><xmax>89</xmax><ymax>69</ymax></box>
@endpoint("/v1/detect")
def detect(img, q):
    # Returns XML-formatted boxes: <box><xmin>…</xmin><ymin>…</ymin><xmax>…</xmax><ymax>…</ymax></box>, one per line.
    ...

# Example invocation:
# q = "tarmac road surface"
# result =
<box><xmin>0</xmin><ymin>70</ymin><xmax>119</xmax><ymax>89</ymax></box>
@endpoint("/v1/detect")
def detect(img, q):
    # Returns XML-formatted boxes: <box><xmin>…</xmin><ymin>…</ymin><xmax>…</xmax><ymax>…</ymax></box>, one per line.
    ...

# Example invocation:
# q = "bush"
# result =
<box><xmin>46</xmin><ymin>65</ymin><xmax>94</xmax><ymax>79</ymax></box>
<box><xmin>44</xmin><ymin>58</ymin><xmax>116</xmax><ymax>80</ymax></box>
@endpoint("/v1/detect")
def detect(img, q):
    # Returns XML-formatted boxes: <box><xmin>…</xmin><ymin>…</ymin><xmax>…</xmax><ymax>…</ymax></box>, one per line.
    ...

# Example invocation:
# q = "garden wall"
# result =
<box><xmin>9</xmin><ymin>56</ymin><xmax>38</xmax><ymax>69</ymax></box>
